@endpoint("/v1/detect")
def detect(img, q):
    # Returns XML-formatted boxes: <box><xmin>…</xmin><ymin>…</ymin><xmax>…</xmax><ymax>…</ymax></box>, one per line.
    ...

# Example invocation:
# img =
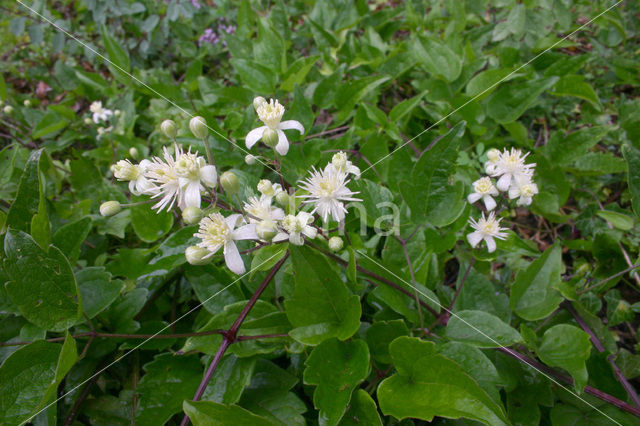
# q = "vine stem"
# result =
<box><xmin>564</xmin><ymin>301</ymin><xmax>640</xmax><ymax>408</ymax></box>
<box><xmin>439</xmin><ymin>258</ymin><xmax>475</xmax><ymax>327</ymax></box>
<box><xmin>179</xmin><ymin>251</ymin><xmax>289</xmax><ymax>426</ymax></box>
<box><xmin>396</xmin><ymin>231</ymin><xmax>424</xmax><ymax>329</ymax></box>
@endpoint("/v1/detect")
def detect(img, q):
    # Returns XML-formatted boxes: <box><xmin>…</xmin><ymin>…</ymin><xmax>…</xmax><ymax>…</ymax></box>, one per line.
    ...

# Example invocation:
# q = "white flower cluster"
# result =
<box><xmin>103</xmin><ymin>99</ymin><xmax>362</xmax><ymax>275</ymax></box>
<box><xmin>466</xmin><ymin>147</ymin><xmax>538</xmax><ymax>253</ymax></box>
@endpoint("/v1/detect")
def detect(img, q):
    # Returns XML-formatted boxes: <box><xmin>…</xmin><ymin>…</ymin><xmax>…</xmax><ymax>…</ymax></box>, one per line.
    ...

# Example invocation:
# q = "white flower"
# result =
<box><xmin>484</xmin><ymin>148</ymin><xmax>501</xmax><ymax>174</ymax></box>
<box><xmin>245</xmin><ymin>98</ymin><xmax>304</xmax><ymax>155</ymax></box>
<box><xmin>90</xmin><ymin>101</ymin><xmax>113</xmax><ymax>123</ymax></box>
<box><xmin>194</xmin><ymin>213</ymin><xmax>258</xmax><ymax>274</ymax></box>
<box><xmin>327</xmin><ymin>151</ymin><xmax>360</xmax><ymax>179</ymax></box>
<box><xmin>298</xmin><ymin>166</ymin><xmax>361</xmax><ymax>223</ymax></box>
<box><xmin>243</xmin><ymin>195</ymin><xmax>285</xmax><ymax>223</ymax></box>
<box><xmin>145</xmin><ymin>144</ymin><xmax>217</xmax><ymax>212</ymax></box>
<box><xmin>508</xmin><ymin>175</ymin><xmax>538</xmax><ymax>206</ymax></box>
<box><xmin>274</xmin><ymin>212</ymin><xmax>317</xmax><ymax>246</ymax></box>
<box><xmin>111</xmin><ymin>159</ymin><xmax>155</xmax><ymax>196</ymax></box>
<box><xmin>257</xmin><ymin>179</ymin><xmax>284</xmax><ymax>198</ymax></box>
<box><xmin>490</xmin><ymin>148</ymin><xmax>536</xmax><ymax>192</ymax></box>
<box><xmin>467</xmin><ymin>177</ymin><xmax>499</xmax><ymax>211</ymax></box>
<box><xmin>467</xmin><ymin>212</ymin><xmax>508</xmax><ymax>253</ymax></box>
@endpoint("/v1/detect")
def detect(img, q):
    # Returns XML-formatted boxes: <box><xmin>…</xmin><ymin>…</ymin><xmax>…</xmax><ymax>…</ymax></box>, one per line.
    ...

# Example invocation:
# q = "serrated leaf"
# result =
<box><xmin>377</xmin><ymin>337</ymin><xmax>507</xmax><ymax>424</ymax></box>
<box><xmin>486</xmin><ymin>77</ymin><xmax>558</xmax><ymax>123</ymax></box>
<box><xmin>550</xmin><ymin>74</ymin><xmax>601</xmax><ymax>109</ymax></box>
<box><xmin>303</xmin><ymin>339</ymin><xmax>370</xmax><ymax>426</ymax></box>
<box><xmin>6</xmin><ymin>149</ymin><xmax>42</xmax><ymax>233</ymax></box>
<box><xmin>4</xmin><ymin>230</ymin><xmax>81</xmax><ymax>331</ymax></box>
<box><xmin>412</xmin><ymin>36</ymin><xmax>462</xmax><ymax>82</ymax></box>
<box><xmin>230</xmin><ymin>58</ymin><xmax>277</xmax><ymax>93</ymax></box>
<box><xmin>510</xmin><ymin>245</ymin><xmax>564</xmax><ymax>321</ymax></box>
<box><xmin>445</xmin><ymin>310</ymin><xmax>522</xmax><ymax>348</ymax></box>
<box><xmin>537</xmin><ymin>324</ymin><xmax>591</xmax><ymax>393</ymax></box>
<box><xmin>545</xmin><ymin>126</ymin><xmax>610</xmax><ymax>166</ymax></box>
<box><xmin>183</xmin><ymin>400</ymin><xmax>277</xmax><ymax>426</ymax></box>
<box><xmin>285</xmin><ymin>246</ymin><xmax>361</xmax><ymax>345</ymax></box>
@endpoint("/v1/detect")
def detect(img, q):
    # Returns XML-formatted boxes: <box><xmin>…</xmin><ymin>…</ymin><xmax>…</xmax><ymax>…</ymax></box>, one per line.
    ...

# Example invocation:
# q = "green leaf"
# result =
<box><xmin>550</xmin><ymin>74</ymin><xmax>601</xmax><ymax>109</ymax></box>
<box><xmin>412</xmin><ymin>36</ymin><xmax>462</xmax><ymax>82</ymax></box>
<box><xmin>335</xmin><ymin>76</ymin><xmax>390</xmax><ymax>122</ymax></box>
<box><xmin>339</xmin><ymin>389</ymin><xmax>382</xmax><ymax>426</ymax></box>
<box><xmin>6</xmin><ymin>149</ymin><xmax>42</xmax><ymax>233</ymax></box>
<box><xmin>52</xmin><ymin>217</ymin><xmax>92</xmax><ymax>261</ymax></box>
<box><xmin>400</xmin><ymin>122</ymin><xmax>466</xmax><ymax>226</ymax></box>
<box><xmin>3</xmin><ymin>230</ymin><xmax>81</xmax><ymax>331</ymax></box>
<box><xmin>135</xmin><ymin>354</ymin><xmax>202</xmax><ymax>426</ymax></box>
<box><xmin>285</xmin><ymin>246</ymin><xmax>361</xmax><ymax>345</ymax></box>
<box><xmin>545</xmin><ymin>126</ymin><xmax>610</xmax><ymax>166</ymax></box>
<box><xmin>250</xmin><ymin>243</ymin><xmax>289</xmax><ymax>277</ymax></box>
<box><xmin>465</xmin><ymin>68</ymin><xmax>517</xmax><ymax>99</ymax></box>
<box><xmin>101</xmin><ymin>25</ymin><xmax>131</xmax><ymax>84</ymax></box>
<box><xmin>537</xmin><ymin>324</ymin><xmax>591</xmax><ymax>393</ymax></box>
<box><xmin>230</xmin><ymin>58</ymin><xmax>277</xmax><ymax>94</ymax></box>
<box><xmin>185</xmin><ymin>264</ymin><xmax>243</xmax><ymax>315</ymax></box>
<box><xmin>389</xmin><ymin>91</ymin><xmax>426</xmax><ymax>122</ymax></box>
<box><xmin>202</xmin><ymin>355</ymin><xmax>256</xmax><ymax>404</ymax></box>
<box><xmin>76</xmin><ymin>267</ymin><xmax>123</xmax><ymax>319</ymax></box>
<box><xmin>280</xmin><ymin>55</ymin><xmax>320</xmax><ymax>92</ymax></box>
<box><xmin>377</xmin><ymin>337</ymin><xmax>507</xmax><ymax>424</ymax></box>
<box><xmin>0</xmin><ymin>336</ymin><xmax>77</xmax><ymax>424</ymax></box>
<box><xmin>445</xmin><ymin>310</ymin><xmax>522</xmax><ymax>348</ymax></box>
<box><xmin>350</xmin><ymin>178</ymin><xmax>394</xmax><ymax>228</ymax></box>
<box><xmin>510</xmin><ymin>245</ymin><xmax>564</xmax><ymax>321</ymax></box>
<box><xmin>303</xmin><ymin>339</ymin><xmax>370</xmax><ymax>426</ymax></box>
<box><xmin>130</xmin><ymin>195</ymin><xmax>174</xmax><ymax>243</ymax></box>
<box><xmin>486</xmin><ymin>77</ymin><xmax>559</xmax><ymax>123</ymax></box>
<box><xmin>253</xmin><ymin>17</ymin><xmax>286</xmax><ymax>73</ymax></box>
<box><xmin>365</xmin><ymin>319</ymin><xmax>410</xmax><ymax>364</ymax></box>
<box><xmin>183</xmin><ymin>400</ymin><xmax>277</xmax><ymax>426</ymax></box>
<box><xmin>596</xmin><ymin>210</ymin><xmax>634</xmax><ymax>231</ymax></box>
<box><xmin>623</xmin><ymin>144</ymin><xmax>640</xmax><ymax>218</ymax></box>
<box><xmin>31</xmin><ymin>111</ymin><xmax>69</xmax><ymax>139</ymax></box>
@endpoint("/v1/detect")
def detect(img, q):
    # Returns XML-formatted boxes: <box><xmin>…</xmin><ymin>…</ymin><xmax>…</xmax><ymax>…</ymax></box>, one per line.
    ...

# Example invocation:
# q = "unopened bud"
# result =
<box><xmin>3</xmin><ymin>105</ymin><xmax>13</xmax><ymax>114</ymax></box>
<box><xmin>161</xmin><ymin>119</ymin><xmax>177</xmax><ymax>139</ymax></box>
<box><xmin>245</xmin><ymin>154</ymin><xmax>257</xmax><ymax>165</ymax></box>
<box><xmin>97</xmin><ymin>127</ymin><xmax>105</xmax><ymax>134</ymax></box>
<box><xmin>256</xmin><ymin>220</ymin><xmax>278</xmax><ymax>241</ymax></box>
<box><xmin>253</xmin><ymin>96</ymin><xmax>267</xmax><ymax>111</ymax></box>
<box><xmin>328</xmin><ymin>236</ymin><xmax>343</xmax><ymax>252</ymax></box>
<box><xmin>275</xmin><ymin>191</ymin><xmax>289</xmax><ymax>207</ymax></box>
<box><xmin>220</xmin><ymin>171</ymin><xmax>240</xmax><ymax>194</ymax></box>
<box><xmin>182</xmin><ymin>206</ymin><xmax>203</xmax><ymax>225</ymax></box>
<box><xmin>185</xmin><ymin>246</ymin><xmax>212</xmax><ymax>265</ymax></box>
<box><xmin>100</xmin><ymin>201</ymin><xmax>122</xmax><ymax>217</ymax></box>
<box><xmin>23</xmin><ymin>99</ymin><xmax>32</xmax><ymax>107</ymax></box>
<box><xmin>114</xmin><ymin>109</ymin><xmax>121</xmax><ymax>116</ymax></box>
<box><xmin>189</xmin><ymin>116</ymin><xmax>208</xmax><ymax>139</ymax></box>
<box><xmin>84</xmin><ymin>117</ymin><xmax>93</xmax><ymax>125</ymax></box>
<box><xmin>257</xmin><ymin>179</ymin><xmax>274</xmax><ymax>197</ymax></box>
<box><xmin>262</xmin><ymin>128</ymin><xmax>279</xmax><ymax>148</ymax></box>
<box><xmin>128</xmin><ymin>147</ymin><xmax>139</xmax><ymax>160</ymax></box>
<box><xmin>487</xmin><ymin>148</ymin><xmax>500</xmax><ymax>163</ymax></box>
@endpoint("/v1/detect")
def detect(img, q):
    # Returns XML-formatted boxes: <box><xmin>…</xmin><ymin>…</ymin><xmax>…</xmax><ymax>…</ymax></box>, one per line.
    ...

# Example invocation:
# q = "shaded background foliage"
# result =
<box><xmin>1</xmin><ymin>0</ymin><xmax>640</xmax><ymax>425</ymax></box>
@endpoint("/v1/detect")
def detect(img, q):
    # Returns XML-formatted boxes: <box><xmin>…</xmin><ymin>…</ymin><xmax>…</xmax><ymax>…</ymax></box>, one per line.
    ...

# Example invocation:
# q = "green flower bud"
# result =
<box><xmin>262</xmin><ymin>128</ymin><xmax>279</xmax><ymax>148</ymax></box>
<box><xmin>114</xmin><ymin>109</ymin><xmax>122</xmax><ymax>116</ymax></box>
<box><xmin>253</xmin><ymin>96</ymin><xmax>267</xmax><ymax>111</ymax></box>
<box><xmin>161</xmin><ymin>119</ymin><xmax>178</xmax><ymax>139</ymax></box>
<box><xmin>244</xmin><ymin>154</ymin><xmax>257</xmax><ymax>165</ymax></box>
<box><xmin>328</xmin><ymin>236</ymin><xmax>343</xmax><ymax>252</ymax></box>
<box><xmin>23</xmin><ymin>99</ymin><xmax>31</xmax><ymax>107</ymax></box>
<box><xmin>189</xmin><ymin>116</ymin><xmax>208</xmax><ymax>139</ymax></box>
<box><xmin>185</xmin><ymin>246</ymin><xmax>212</xmax><ymax>265</ymax></box>
<box><xmin>128</xmin><ymin>147</ymin><xmax>139</xmax><ymax>160</ymax></box>
<box><xmin>256</xmin><ymin>220</ymin><xmax>278</xmax><ymax>241</ymax></box>
<box><xmin>182</xmin><ymin>206</ymin><xmax>203</xmax><ymax>225</ymax></box>
<box><xmin>275</xmin><ymin>191</ymin><xmax>289</xmax><ymax>207</ymax></box>
<box><xmin>84</xmin><ymin>117</ymin><xmax>93</xmax><ymax>125</ymax></box>
<box><xmin>100</xmin><ymin>201</ymin><xmax>122</xmax><ymax>217</ymax></box>
<box><xmin>220</xmin><ymin>171</ymin><xmax>240</xmax><ymax>194</ymax></box>
<box><xmin>3</xmin><ymin>105</ymin><xmax>14</xmax><ymax>114</ymax></box>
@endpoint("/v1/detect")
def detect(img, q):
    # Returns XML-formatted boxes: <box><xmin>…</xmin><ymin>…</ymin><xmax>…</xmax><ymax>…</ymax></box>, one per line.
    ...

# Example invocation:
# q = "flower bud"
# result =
<box><xmin>97</xmin><ymin>127</ymin><xmax>105</xmax><ymax>134</ymax></box>
<box><xmin>100</xmin><ymin>201</ymin><xmax>122</xmax><ymax>217</ymax></box>
<box><xmin>262</xmin><ymin>128</ymin><xmax>279</xmax><ymax>148</ymax></box>
<box><xmin>0</xmin><ymin>100</ymin><xmax>3</xmax><ymax>106</ymax></box>
<box><xmin>220</xmin><ymin>171</ymin><xmax>240</xmax><ymax>194</ymax></box>
<box><xmin>182</xmin><ymin>206</ymin><xmax>203</xmax><ymax>225</ymax></box>
<box><xmin>256</xmin><ymin>220</ymin><xmax>278</xmax><ymax>241</ymax></box>
<box><xmin>253</xmin><ymin>96</ymin><xmax>267</xmax><ymax>111</ymax></box>
<box><xmin>257</xmin><ymin>179</ymin><xmax>274</xmax><ymax>197</ymax></box>
<box><xmin>161</xmin><ymin>119</ymin><xmax>178</xmax><ymax>139</ymax></box>
<box><xmin>114</xmin><ymin>109</ymin><xmax>121</xmax><ymax>116</ymax></box>
<box><xmin>189</xmin><ymin>116</ymin><xmax>208</xmax><ymax>139</ymax></box>
<box><xmin>3</xmin><ymin>105</ymin><xmax>14</xmax><ymax>114</ymax></box>
<box><xmin>84</xmin><ymin>117</ymin><xmax>93</xmax><ymax>125</ymax></box>
<box><xmin>244</xmin><ymin>154</ymin><xmax>257</xmax><ymax>165</ymax></box>
<box><xmin>23</xmin><ymin>99</ymin><xmax>32</xmax><ymax>107</ymax></box>
<box><xmin>328</xmin><ymin>236</ymin><xmax>343</xmax><ymax>252</ymax></box>
<box><xmin>275</xmin><ymin>191</ymin><xmax>289</xmax><ymax>207</ymax></box>
<box><xmin>487</xmin><ymin>148</ymin><xmax>500</xmax><ymax>163</ymax></box>
<box><xmin>128</xmin><ymin>147</ymin><xmax>139</xmax><ymax>160</ymax></box>
<box><xmin>185</xmin><ymin>246</ymin><xmax>212</xmax><ymax>265</ymax></box>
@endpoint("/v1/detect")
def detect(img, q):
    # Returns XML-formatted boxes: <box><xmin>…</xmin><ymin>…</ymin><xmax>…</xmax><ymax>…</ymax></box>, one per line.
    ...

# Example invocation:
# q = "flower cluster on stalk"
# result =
<box><xmin>102</xmin><ymin>97</ymin><xmax>359</xmax><ymax>275</ymax></box>
<box><xmin>466</xmin><ymin>147</ymin><xmax>538</xmax><ymax>253</ymax></box>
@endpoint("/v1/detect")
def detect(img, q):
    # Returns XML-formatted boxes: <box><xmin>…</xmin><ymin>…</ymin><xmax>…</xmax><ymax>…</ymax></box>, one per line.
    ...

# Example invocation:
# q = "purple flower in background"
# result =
<box><xmin>190</xmin><ymin>0</ymin><xmax>202</xmax><ymax>9</ymax></box>
<box><xmin>199</xmin><ymin>28</ymin><xmax>219</xmax><ymax>46</ymax></box>
<box><xmin>198</xmin><ymin>19</ymin><xmax>236</xmax><ymax>47</ymax></box>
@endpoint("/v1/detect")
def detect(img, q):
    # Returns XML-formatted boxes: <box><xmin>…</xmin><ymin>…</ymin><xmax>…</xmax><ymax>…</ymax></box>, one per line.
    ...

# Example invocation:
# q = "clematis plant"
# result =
<box><xmin>245</xmin><ymin>97</ymin><xmax>305</xmax><ymax>155</ymax></box>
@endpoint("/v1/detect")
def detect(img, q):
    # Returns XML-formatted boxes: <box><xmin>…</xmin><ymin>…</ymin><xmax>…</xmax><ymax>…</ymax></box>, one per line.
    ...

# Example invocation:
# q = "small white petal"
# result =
<box><xmin>496</xmin><ymin>174</ymin><xmax>512</xmax><ymax>192</ymax></box>
<box><xmin>302</xmin><ymin>225</ymin><xmax>317</xmax><ymax>239</ymax></box>
<box><xmin>128</xmin><ymin>180</ymin><xmax>139</xmax><ymax>195</ymax></box>
<box><xmin>225</xmin><ymin>214</ymin><xmax>243</xmax><ymax>230</ymax></box>
<box><xmin>467</xmin><ymin>193</ymin><xmax>482</xmax><ymax>204</ymax></box>
<box><xmin>246</xmin><ymin>126</ymin><xmax>266</xmax><ymax>149</ymax></box>
<box><xmin>183</xmin><ymin>182</ymin><xmax>201</xmax><ymax>209</ymax></box>
<box><xmin>483</xmin><ymin>195</ymin><xmax>497</xmax><ymax>211</ymax></box>
<box><xmin>234</xmin><ymin>223</ymin><xmax>258</xmax><ymax>240</ymax></box>
<box><xmin>200</xmin><ymin>165</ymin><xmax>218</xmax><ymax>188</ymax></box>
<box><xmin>289</xmin><ymin>233</ymin><xmax>304</xmax><ymax>246</ymax></box>
<box><xmin>224</xmin><ymin>242</ymin><xmax>245</xmax><ymax>274</ymax></box>
<box><xmin>485</xmin><ymin>236</ymin><xmax>497</xmax><ymax>253</ymax></box>
<box><xmin>274</xmin><ymin>129</ymin><xmax>289</xmax><ymax>156</ymax></box>
<box><xmin>467</xmin><ymin>231</ymin><xmax>483</xmax><ymax>248</ymax></box>
<box><xmin>278</xmin><ymin>120</ymin><xmax>305</xmax><ymax>134</ymax></box>
<box><xmin>273</xmin><ymin>232</ymin><xmax>290</xmax><ymax>243</ymax></box>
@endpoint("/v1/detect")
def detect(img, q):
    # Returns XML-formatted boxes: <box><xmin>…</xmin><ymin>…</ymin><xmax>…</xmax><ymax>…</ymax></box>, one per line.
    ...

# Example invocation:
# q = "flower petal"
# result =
<box><xmin>483</xmin><ymin>195</ymin><xmax>497</xmax><ymax>211</ymax></box>
<box><xmin>234</xmin><ymin>223</ymin><xmax>258</xmax><ymax>240</ymax></box>
<box><xmin>485</xmin><ymin>236</ymin><xmax>497</xmax><ymax>253</ymax></box>
<box><xmin>129</xmin><ymin>180</ymin><xmax>140</xmax><ymax>196</ymax></box>
<box><xmin>184</xmin><ymin>181</ymin><xmax>202</xmax><ymax>209</ymax></box>
<box><xmin>225</xmin><ymin>213</ymin><xmax>243</xmax><ymax>230</ymax></box>
<box><xmin>224</xmin><ymin>242</ymin><xmax>245</xmax><ymax>275</ymax></box>
<box><xmin>274</xmin><ymin>130</ymin><xmax>289</xmax><ymax>156</ymax></box>
<box><xmin>496</xmin><ymin>174</ymin><xmax>512</xmax><ymax>192</ymax></box>
<box><xmin>200</xmin><ymin>165</ymin><xmax>218</xmax><ymax>188</ymax></box>
<box><xmin>279</xmin><ymin>120</ymin><xmax>305</xmax><ymax>134</ymax></box>
<box><xmin>467</xmin><ymin>231</ymin><xmax>483</xmax><ymax>248</ymax></box>
<box><xmin>467</xmin><ymin>193</ymin><xmax>482</xmax><ymax>204</ymax></box>
<box><xmin>273</xmin><ymin>232</ymin><xmax>289</xmax><ymax>243</ymax></box>
<box><xmin>245</xmin><ymin>126</ymin><xmax>266</xmax><ymax>149</ymax></box>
